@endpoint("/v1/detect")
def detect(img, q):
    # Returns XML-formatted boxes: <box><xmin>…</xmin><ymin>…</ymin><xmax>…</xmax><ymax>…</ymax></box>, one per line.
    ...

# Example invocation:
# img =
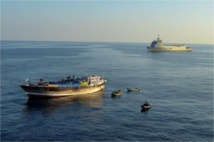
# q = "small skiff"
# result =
<box><xmin>127</xmin><ymin>88</ymin><xmax>140</xmax><ymax>92</ymax></box>
<box><xmin>141</xmin><ymin>101</ymin><xmax>152</xmax><ymax>111</ymax></box>
<box><xmin>111</xmin><ymin>90</ymin><xmax>122</xmax><ymax>97</ymax></box>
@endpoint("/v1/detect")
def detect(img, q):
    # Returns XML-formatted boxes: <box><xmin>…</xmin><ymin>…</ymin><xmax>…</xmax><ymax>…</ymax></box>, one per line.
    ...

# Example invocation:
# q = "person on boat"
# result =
<box><xmin>61</xmin><ymin>78</ymin><xmax>64</xmax><ymax>82</ymax></box>
<box><xmin>67</xmin><ymin>76</ymin><xmax>71</xmax><ymax>81</ymax></box>
<box><xmin>144</xmin><ymin>101</ymin><xmax>149</xmax><ymax>106</ymax></box>
<box><xmin>38</xmin><ymin>79</ymin><xmax>45</xmax><ymax>85</ymax></box>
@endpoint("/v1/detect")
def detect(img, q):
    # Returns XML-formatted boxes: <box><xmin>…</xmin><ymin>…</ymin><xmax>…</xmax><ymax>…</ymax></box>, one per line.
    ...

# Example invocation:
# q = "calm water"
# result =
<box><xmin>1</xmin><ymin>41</ymin><xmax>213</xmax><ymax>141</ymax></box>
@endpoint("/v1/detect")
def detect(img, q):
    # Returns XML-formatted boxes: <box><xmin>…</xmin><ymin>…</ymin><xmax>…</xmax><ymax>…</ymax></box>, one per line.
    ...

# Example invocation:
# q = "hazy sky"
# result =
<box><xmin>1</xmin><ymin>0</ymin><xmax>213</xmax><ymax>44</ymax></box>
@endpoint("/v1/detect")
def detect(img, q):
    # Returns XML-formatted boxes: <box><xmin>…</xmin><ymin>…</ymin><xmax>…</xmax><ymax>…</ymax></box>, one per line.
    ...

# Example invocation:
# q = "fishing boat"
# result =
<box><xmin>127</xmin><ymin>88</ymin><xmax>140</xmax><ymax>92</ymax></box>
<box><xmin>147</xmin><ymin>35</ymin><xmax>192</xmax><ymax>52</ymax></box>
<box><xmin>20</xmin><ymin>75</ymin><xmax>107</xmax><ymax>98</ymax></box>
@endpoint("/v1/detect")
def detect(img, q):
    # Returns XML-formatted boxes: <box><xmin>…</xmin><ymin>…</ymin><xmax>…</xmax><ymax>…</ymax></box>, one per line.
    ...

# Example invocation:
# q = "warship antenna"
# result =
<box><xmin>157</xmin><ymin>34</ymin><xmax>160</xmax><ymax>41</ymax></box>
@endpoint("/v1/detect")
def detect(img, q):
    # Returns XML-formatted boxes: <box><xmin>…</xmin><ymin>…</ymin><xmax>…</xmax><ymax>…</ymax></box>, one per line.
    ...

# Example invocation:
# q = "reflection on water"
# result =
<box><xmin>23</xmin><ymin>91</ymin><xmax>104</xmax><ymax>115</ymax></box>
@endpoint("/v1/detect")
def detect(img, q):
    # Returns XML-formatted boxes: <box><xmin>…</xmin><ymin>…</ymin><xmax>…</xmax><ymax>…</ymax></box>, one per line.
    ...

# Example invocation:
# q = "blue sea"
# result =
<box><xmin>1</xmin><ymin>41</ymin><xmax>213</xmax><ymax>141</ymax></box>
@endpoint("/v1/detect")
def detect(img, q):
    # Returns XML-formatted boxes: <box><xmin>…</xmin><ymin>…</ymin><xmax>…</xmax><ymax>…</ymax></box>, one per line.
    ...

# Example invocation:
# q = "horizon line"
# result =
<box><xmin>1</xmin><ymin>39</ymin><xmax>213</xmax><ymax>45</ymax></box>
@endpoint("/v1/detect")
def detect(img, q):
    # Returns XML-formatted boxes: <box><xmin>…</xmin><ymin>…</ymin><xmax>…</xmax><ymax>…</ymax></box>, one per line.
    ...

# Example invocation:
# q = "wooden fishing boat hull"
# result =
<box><xmin>20</xmin><ymin>82</ymin><xmax>106</xmax><ymax>98</ymax></box>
